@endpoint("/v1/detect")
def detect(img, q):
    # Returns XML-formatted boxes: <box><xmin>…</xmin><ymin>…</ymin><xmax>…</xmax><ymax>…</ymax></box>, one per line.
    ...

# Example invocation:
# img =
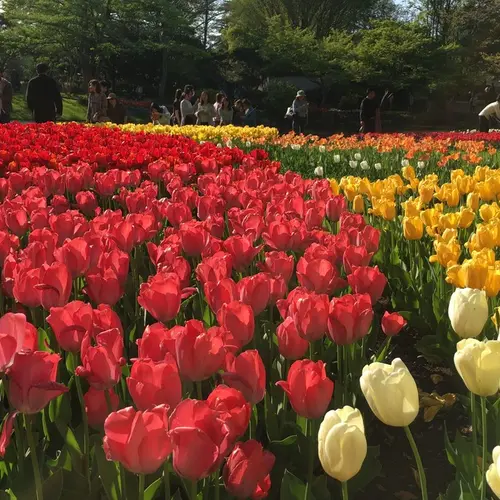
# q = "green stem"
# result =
<box><xmin>214</xmin><ymin>469</ymin><xmax>220</xmax><ymax>500</ymax></box>
<box><xmin>304</xmin><ymin>419</ymin><xmax>315</xmax><ymax>500</ymax></box>
<box><xmin>404</xmin><ymin>426</ymin><xmax>428</xmax><ymax>500</ymax></box>
<box><xmin>190</xmin><ymin>480</ymin><xmax>197</xmax><ymax>500</ymax></box>
<box><xmin>196</xmin><ymin>381</ymin><xmax>203</xmax><ymax>400</ymax></box>
<box><xmin>470</xmin><ymin>392</ymin><xmax>478</xmax><ymax>486</ymax></box>
<box><xmin>73</xmin><ymin>355</ymin><xmax>91</xmax><ymax>491</ymax></box>
<box><xmin>481</xmin><ymin>397</ymin><xmax>487</xmax><ymax>500</ymax></box>
<box><xmin>341</xmin><ymin>481</ymin><xmax>349</xmax><ymax>500</ymax></box>
<box><xmin>104</xmin><ymin>389</ymin><xmax>113</xmax><ymax>414</ymax></box>
<box><xmin>120</xmin><ymin>464</ymin><xmax>127</xmax><ymax>500</ymax></box>
<box><xmin>336</xmin><ymin>344</ymin><xmax>343</xmax><ymax>406</ymax></box>
<box><xmin>25</xmin><ymin>415</ymin><xmax>44</xmax><ymax>500</ymax></box>
<box><xmin>163</xmin><ymin>461</ymin><xmax>170</xmax><ymax>500</ymax></box>
<box><xmin>138</xmin><ymin>474</ymin><xmax>145</xmax><ymax>500</ymax></box>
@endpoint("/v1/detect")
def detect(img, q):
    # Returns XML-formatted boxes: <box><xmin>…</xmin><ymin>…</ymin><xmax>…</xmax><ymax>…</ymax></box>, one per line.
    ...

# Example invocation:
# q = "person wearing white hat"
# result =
<box><xmin>292</xmin><ymin>90</ymin><xmax>308</xmax><ymax>134</ymax></box>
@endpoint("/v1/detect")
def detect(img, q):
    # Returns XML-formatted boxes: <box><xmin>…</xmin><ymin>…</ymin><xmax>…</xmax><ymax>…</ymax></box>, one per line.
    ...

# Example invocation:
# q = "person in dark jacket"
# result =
<box><xmin>26</xmin><ymin>63</ymin><xmax>63</xmax><ymax>123</ymax></box>
<box><xmin>360</xmin><ymin>88</ymin><xmax>379</xmax><ymax>133</ymax></box>
<box><xmin>106</xmin><ymin>93</ymin><xmax>127</xmax><ymax>124</ymax></box>
<box><xmin>0</xmin><ymin>68</ymin><xmax>13</xmax><ymax>124</ymax></box>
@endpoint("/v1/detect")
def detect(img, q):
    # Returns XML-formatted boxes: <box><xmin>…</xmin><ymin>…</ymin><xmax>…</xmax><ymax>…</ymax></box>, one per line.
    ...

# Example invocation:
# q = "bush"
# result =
<box><xmin>263</xmin><ymin>79</ymin><xmax>298</xmax><ymax>120</ymax></box>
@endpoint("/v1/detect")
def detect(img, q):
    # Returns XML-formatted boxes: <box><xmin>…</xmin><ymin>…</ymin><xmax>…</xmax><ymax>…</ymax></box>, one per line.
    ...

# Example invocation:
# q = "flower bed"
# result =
<box><xmin>0</xmin><ymin>122</ymin><xmax>499</xmax><ymax>500</ymax></box>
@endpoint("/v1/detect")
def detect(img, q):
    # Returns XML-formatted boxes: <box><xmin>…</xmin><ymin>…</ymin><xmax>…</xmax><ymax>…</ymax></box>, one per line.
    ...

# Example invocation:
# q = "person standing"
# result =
<box><xmin>195</xmin><ymin>91</ymin><xmax>215</xmax><ymax>125</ymax></box>
<box><xmin>241</xmin><ymin>99</ymin><xmax>257</xmax><ymax>127</ymax></box>
<box><xmin>360</xmin><ymin>88</ymin><xmax>379</xmax><ymax>133</ymax></box>
<box><xmin>172</xmin><ymin>88</ymin><xmax>182</xmax><ymax>125</ymax></box>
<box><xmin>180</xmin><ymin>85</ymin><xmax>196</xmax><ymax>125</ymax></box>
<box><xmin>100</xmin><ymin>80</ymin><xmax>110</xmax><ymax>97</ymax></box>
<box><xmin>106</xmin><ymin>93</ymin><xmax>127</xmax><ymax>124</ymax></box>
<box><xmin>0</xmin><ymin>69</ymin><xmax>13</xmax><ymax>124</ymax></box>
<box><xmin>26</xmin><ymin>63</ymin><xmax>63</xmax><ymax>123</ymax></box>
<box><xmin>292</xmin><ymin>90</ymin><xmax>308</xmax><ymax>134</ymax></box>
<box><xmin>478</xmin><ymin>96</ymin><xmax>500</xmax><ymax>132</ymax></box>
<box><xmin>217</xmin><ymin>97</ymin><xmax>234</xmax><ymax>125</ymax></box>
<box><xmin>87</xmin><ymin>79</ymin><xmax>107</xmax><ymax>123</ymax></box>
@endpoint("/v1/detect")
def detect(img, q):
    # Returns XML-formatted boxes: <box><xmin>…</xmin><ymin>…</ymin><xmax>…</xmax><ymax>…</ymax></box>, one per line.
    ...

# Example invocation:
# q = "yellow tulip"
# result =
<box><xmin>474</xmin><ymin>166</ymin><xmax>488</xmax><ymax>182</ymax></box>
<box><xmin>454</xmin><ymin>175</ymin><xmax>476</xmax><ymax>195</ymax></box>
<box><xmin>466</xmin><ymin>192</ymin><xmax>480</xmax><ymax>211</ymax></box>
<box><xmin>446</xmin><ymin>260</ymin><xmax>489</xmax><ymax>289</ymax></box>
<box><xmin>438</xmin><ymin>212</ymin><xmax>460</xmax><ymax>230</ymax></box>
<box><xmin>420</xmin><ymin>208</ymin><xmax>441</xmax><ymax>229</ymax></box>
<box><xmin>476</xmin><ymin>182</ymin><xmax>497</xmax><ymax>202</ymax></box>
<box><xmin>429</xmin><ymin>239</ymin><xmax>461</xmax><ymax>268</ymax></box>
<box><xmin>438</xmin><ymin>228</ymin><xmax>459</xmax><ymax>244</ymax></box>
<box><xmin>450</xmin><ymin>169</ymin><xmax>466</xmax><ymax>183</ymax></box>
<box><xmin>402</xmin><ymin>198</ymin><xmax>421</xmax><ymax>218</ymax></box>
<box><xmin>418</xmin><ymin>181</ymin><xmax>435</xmax><ymax>204</ymax></box>
<box><xmin>457</xmin><ymin>208</ymin><xmax>475</xmax><ymax>229</ymax></box>
<box><xmin>403</xmin><ymin>216</ymin><xmax>424</xmax><ymax>240</ymax></box>
<box><xmin>471</xmin><ymin>248</ymin><xmax>496</xmax><ymax>266</ymax></box>
<box><xmin>353</xmin><ymin>195</ymin><xmax>365</xmax><ymax>214</ymax></box>
<box><xmin>480</xmin><ymin>203</ymin><xmax>500</xmax><ymax>222</ymax></box>
<box><xmin>330</xmin><ymin>179</ymin><xmax>340</xmax><ymax>195</ymax></box>
<box><xmin>401</xmin><ymin>166</ymin><xmax>416</xmax><ymax>181</ymax></box>
<box><xmin>485</xmin><ymin>268</ymin><xmax>500</xmax><ymax>297</ymax></box>
<box><xmin>343</xmin><ymin>185</ymin><xmax>358</xmax><ymax>202</ymax></box>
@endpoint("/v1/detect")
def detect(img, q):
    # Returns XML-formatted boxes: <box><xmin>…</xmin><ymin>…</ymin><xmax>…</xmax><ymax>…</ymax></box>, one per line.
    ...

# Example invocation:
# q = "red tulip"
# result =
<box><xmin>327</xmin><ymin>293</ymin><xmax>374</xmax><ymax>345</ymax></box>
<box><xmin>179</xmin><ymin>220</ymin><xmax>210</xmax><ymax>257</ymax></box>
<box><xmin>223</xmin><ymin>440</ymin><xmax>276</xmax><ymax>499</ymax></box>
<box><xmin>0</xmin><ymin>412</ymin><xmax>17</xmax><ymax>457</ymax></box>
<box><xmin>23</xmin><ymin>321</ymin><xmax>38</xmax><ymax>351</ymax></box>
<box><xmin>326</xmin><ymin>195</ymin><xmax>347</xmax><ymax>222</ymax></box>
<box><xmin>342</xmin><ymin>245</ymin><xmax>374</xmax><ymax>274</ymax></box>
<box><xmin>296</xmin><ymin>257</ymin><xmax>346</xmax><ymax>295</ymax></box>
<box><xmin>175</xmin><ymin>320</ymin><xmax>226</xmax><ymax>381</ymax></box>
<box><xmin>268</xmin><ymin>275</ymin><xmax>287</xmax><ymax>305</ymax></box>
<box><xmin>222</xmin><ymin>350</ymin><xmax>266</xmax><ymax>404</ymax></box>
<box><xmin>207</xmin><ymin>385</ymin><xmax>251</xmax><ymax>440</ymax></box>
<box><xmin>223</xmin><ymin>235</ymin><xmax>262</xmax><ymax>271</ymax></box>
<box><xmin>138</xmin><ymin>272</ymin><xmax>185</xmax><ymax>323</ymax></box>
<box><xmin>104</xmin><ymin>405</ymin><xmax>171</xmax><ymax>474</ymax></box>
<box><xmin>204</xmin><ymin>278</ymin><xmax>238</xmax><ymax>314</ymax></box>
<box><xmin>13</xmin><ymin>266</ymin><xmax>42</xmax><ymax>308</ymax></box>
<box><xmin>289</xmin><ymin>290</ymin><xmax>329</xmax><ymax>342</ymax></box>
<box><xmin>93</xmin><ymin>304</ymin><xmax>124</xmax><ymax>336</ymax></box>
<box><xmin>259</xmin><ymin>251</ymin><xmax>294</xmax><ymax>284</ymax></box>
<box><xmin>237</xmin><ymin>273</ymin><xmax>270</xmax><ymax>316</ymax></box>
<box><xmin>5</xmin><ymin>208</ymin><xmax>29</xmax><ymax>236</ymax></box>
<box><xmin>262</xmin><ymin>220</ymin><xmax>293</xmax><ymax>251</ymax></box>
<box><xmin>276</xmin><ymin>317</ymin><xmax>309</xmax><ymax>360</ymax></box>
<box><xmin>166</xmin><ymin>202</ymin><xmax>192</xmax><ymax>228</ymax></box>
<box><xmin>54</xmin><ymin>237</ymin><xmax>90</xmax><ymax>278</ymax></box>
<box><xmin>136</xmin><ymin>323</ymin><xmax>180</xmax><ymax>361</ymax></box>
<box><xmin>0</xmin><ymin>231</ymin><xmax>19</xmax><ymax>264</ymax></box>
<box><xmin>381</xmin><ymin>311</ymin><xmax>407</xmax><ymax>337</ymax></box>
<box><xmin>217</xmin><ymin>301</ymin><xmax>255</xmax><ymax>350</ymax></box>
<box><xmin>34</xmin><ymin>262</ymin><xmax>72</xmax><ymax>310</ymax></box>
<box><xmin>127</xmin><ymin>355</ymin><xmax>182</xmax><ymax>411</ymax></box>
<box><xmin>169</xmin><ymin>399</ymin><xmax>231</xmax><ymax>480</ymax></box>
<box><xmin>359</xmin><ymin>225</ymin><xmax>381</xmax><ymax>254</ymax></box>
<box><xmin>85</xmin><ymin>268</ymin><xmax>123</xmax><ymax>306</ymax></box>
<box><xmin>339</xmin><ymin>212</ymin><xmax>365</xmax><ymax>231</ymax></box>
<box><xmin>47</xmin><ymin>301</ymin><xmax>93</xmax><ymax>352</ymax></box>
<box><xmin>9</xmin><ymin>351</ymin><xmax>68</xmax><ymax>414</ymax></box>
<box><xmin>305</xmin><ymin>200</ymin><xmax>325</xmax><ymax>230</ymax></box>
<box><xmin>84</xmin><ymin>388</ymin><xmax>119</xmax><ymax>428</ymax></box>
<box><xmin>76</xmin><ymin>329</ymin><xmax>125</xmax><ymax>390</ymax></box>
<box><xmin>276</xmin><ymin>359</ymin><xmax>333</xmax><ymax>419</ymax></box>
<box><xmin>347</xmin><ymin>266</ymin><xmax>387</xmax><ymax>305</ymax></box>
<box><xmin>76</xmin><ymin>191</ymin><xmax>98</xmax><ymax>217</ymax></box>
<box><xmin>0</xmin><ymin>313</ymin><xmax>34</xmax><ymax>372</ymax></box>
<box><xmin>195</xmin><ymin>251</ymin><xmax>233</xmax><ymax>285</ymax></box>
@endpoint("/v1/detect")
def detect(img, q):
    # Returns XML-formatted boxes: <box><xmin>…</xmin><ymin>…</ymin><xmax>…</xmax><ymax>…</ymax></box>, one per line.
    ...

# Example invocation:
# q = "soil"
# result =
<box><xmin>355</xmin><ymin>328</ymin><xmax>467</xmax><ymax>500</ymax></box>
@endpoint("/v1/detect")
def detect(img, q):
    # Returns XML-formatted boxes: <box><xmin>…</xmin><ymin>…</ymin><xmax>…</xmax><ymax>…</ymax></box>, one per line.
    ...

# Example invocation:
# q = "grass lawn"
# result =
<box><xmin>10</xmin><ymin>92</ymin><xmax>150</xmax><ymax>124</ymax></box>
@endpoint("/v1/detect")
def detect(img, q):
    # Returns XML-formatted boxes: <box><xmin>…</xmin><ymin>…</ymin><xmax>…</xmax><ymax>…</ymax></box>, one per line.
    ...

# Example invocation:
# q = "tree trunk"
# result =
<box><xmin>159</xmin><ymin>47</ymin><xmax>168</xmax><ymax>99</ymax></box>
<box><xmin>203</xmin><ymin>0</ymin><xmax>210</xmax><ymax>49</ymax></box>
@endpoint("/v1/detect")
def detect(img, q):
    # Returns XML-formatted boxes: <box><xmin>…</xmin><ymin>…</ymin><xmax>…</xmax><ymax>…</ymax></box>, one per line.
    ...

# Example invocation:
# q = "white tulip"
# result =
<box><xmin>354</xmin><ymin>153</ymin><xmax>362</xmax><ymax>161</ymax></box>
<box><xmin>319</xmin><ymin>145</ymin><xmax>326</xmax><ymax>153</ymax></box>
<box><xmin>349</xmin><ymin>161</ymin><xmax>358</xmax><ymax>169</ymax></box>
<box><xmin>226</xmin><ymin>140</ymin><xmax>233</xmax><ymax>148</ymax></box>
<box><xmin>401</xmin><ymin>159</ymin><xmax>410</xmax><ymax>167</ymax></box>
<box><xmin>318</xmin><ymin>406</ymin><xmax>367</xmax><ymax>482</ymax></box>
<box><xmin>454</xmin><ymin>339</ymin><xmax>500</xmax><ymax>397</ymax></box>
<box><xmin>374</xmin><ymin>163</ymin><xmax>382</xmax><ymax>170</ymax></box>
<box><xmin>245</xmin><ymin>141</ymin><xmax>251</xmax><ymax>147</ymax></box>
<box><xmin>487</xmin><ymin>446</ymin><xmax>500</xmax><ymax>498</ymax></box>
<box><xmin>360</xmin><ymin>358</ymin><xmax>419</xmax><ymax>427</ymax></box>
<box><xmin>333</xmin><ymin>154</ymin><xmax>341</xmax><ymax>163</ymax></box>
<box><xmin>291</xmin><ymin>144</ymin><xmax>301</xmax><ymax>150</ymax></box>
<box><xmin>216</xmin><ymin>143</ymin><xmax>222</xmax><ymax>148</ymax></box>
<box><xmin>314</xmin><ymin>166</ymin><xmax>324</xmax><ymax>177</ymax></box>
<box><xmin>448</xmin><ymin>288</ymin><xmax>488</xmax><ymax>339</ymax></box>
<box><xmin>360</xmin><ymin>161</ymin><xmax>370</xmax><ymax>170</ymax></box>
<box><xmin>417</xmin><ymin>161</ymin><xmax>425</xmax><ymax>169</ymax></box>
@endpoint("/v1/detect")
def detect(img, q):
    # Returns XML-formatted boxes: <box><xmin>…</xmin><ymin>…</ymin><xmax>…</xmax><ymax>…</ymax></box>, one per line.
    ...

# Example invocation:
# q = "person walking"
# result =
<box><xmin>0</xmin><ymin>69</ymin><xmax>13</xmax><ymax>124</ymax></box>
<box><xmin>360</xmin><ymin>88</ymin><xmax>379</xmax><ymax>133</ymax></box>
<box><xmin>106</xmin><ymin>93</ymin><xmax>127</xmax><ymax>124</ymax></box>
<box><xmin>87</xmin><ymin>79</ymin><xmax>107</xmax><ymax>123</ymax></box>
<box><xmin>195</xmin><ymin>91</ymin><xmax>215</xmax><ymax>125</ymax></box>
<box><xmin>292</xmin><ymin>90</ymin><xmax>308</xmax><ymax>134</ymax></box>
<box><xmin>478</xmin><ymin>96</ymin><xmax>500</xmax><ymax>132</ymax></box>
<box><xmin>172</xmin><ymin>88</ymin><xmax>182</xmax><ymax>125</ymax></box>
<box><xmin>180</xmin><ymin>85</ymin><xmax>196</xmax><ymax>125</ymax></box>
<box><xmin>26</xmin><ymin>63</ymin><xmax>63</xmax><ymax>123</ymax></box>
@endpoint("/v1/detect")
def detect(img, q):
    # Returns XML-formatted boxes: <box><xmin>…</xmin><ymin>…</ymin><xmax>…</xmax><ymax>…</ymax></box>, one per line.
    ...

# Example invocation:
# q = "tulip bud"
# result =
<box><xmin>454</xmin><ymin>339</ymin><xmax>500</xmax><ymax>397</ymax></box>
<box><xmin>448</xmin><ymin>287</ymin><xmax>488</xmax><ymax>339</ymax></box>
<box><xmin>318</xmin><ymin>406</ymin><xmax>367</xmax><ymax>482</ymax></box>
<box><xmin>360</xmin><ymin>358</ymin><xmax>419</xmax><ymax>427</ymax></box>
<box><xmin>487</xmin><ymin>446</ymin><xmax>500</xmax><ymax>498</ymax></box>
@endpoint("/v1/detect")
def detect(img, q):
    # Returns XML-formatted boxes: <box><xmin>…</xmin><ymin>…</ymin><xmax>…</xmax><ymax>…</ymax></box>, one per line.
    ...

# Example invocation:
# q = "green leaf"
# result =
<box><xmin>60</xmin><ymin>469</ymin><xmax>90</xmax><ymax>500</ymax></box>
<box><xmin>144</xmin><ymin>477</ymin><xmax>162</xmax><ymax>500</ymax></box>
<box><xmin>93</xmin><ymin>435</ymin><xmax>121</xmax><ymax>500</ymax></box>
<box><xmin>55</xmin><ymin>422</ymin><xmax>83</xmax><ymax>471</ymax></box>
<box><xmin>43</xmin><ymin>469</ymin><xmax>63</xmax><ymax>500</ymax></box>
<box><xmin>49</xmin><ymin>392</ymin><xmax>72</xmax><ymax>425</ymax></box>
<box><xmin>171</xmin><ymin>491</ymin><xmax>183</xmax><ymax>500</ymax></box>
<box><xmin>280</xmin><ymin>469</ymin><xmax>314</xmax><ymax>500</ymax></box>
<box><xmin>270</xmin><ymin>435</ymin><xmax>297</xmax><ymax>447</ymax></box>
<box><xmin>311</xmin><ymin>475</ymin><xmax>331</xmax><ymax>500</ymax></box>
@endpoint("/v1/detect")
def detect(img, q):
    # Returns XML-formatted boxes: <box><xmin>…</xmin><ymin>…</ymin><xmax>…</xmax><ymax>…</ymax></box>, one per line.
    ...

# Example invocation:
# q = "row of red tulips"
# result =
<box><xmin>0</xmin><ymin>122</ymin><xmax>406</xmax><ymax>500</ymax></box>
